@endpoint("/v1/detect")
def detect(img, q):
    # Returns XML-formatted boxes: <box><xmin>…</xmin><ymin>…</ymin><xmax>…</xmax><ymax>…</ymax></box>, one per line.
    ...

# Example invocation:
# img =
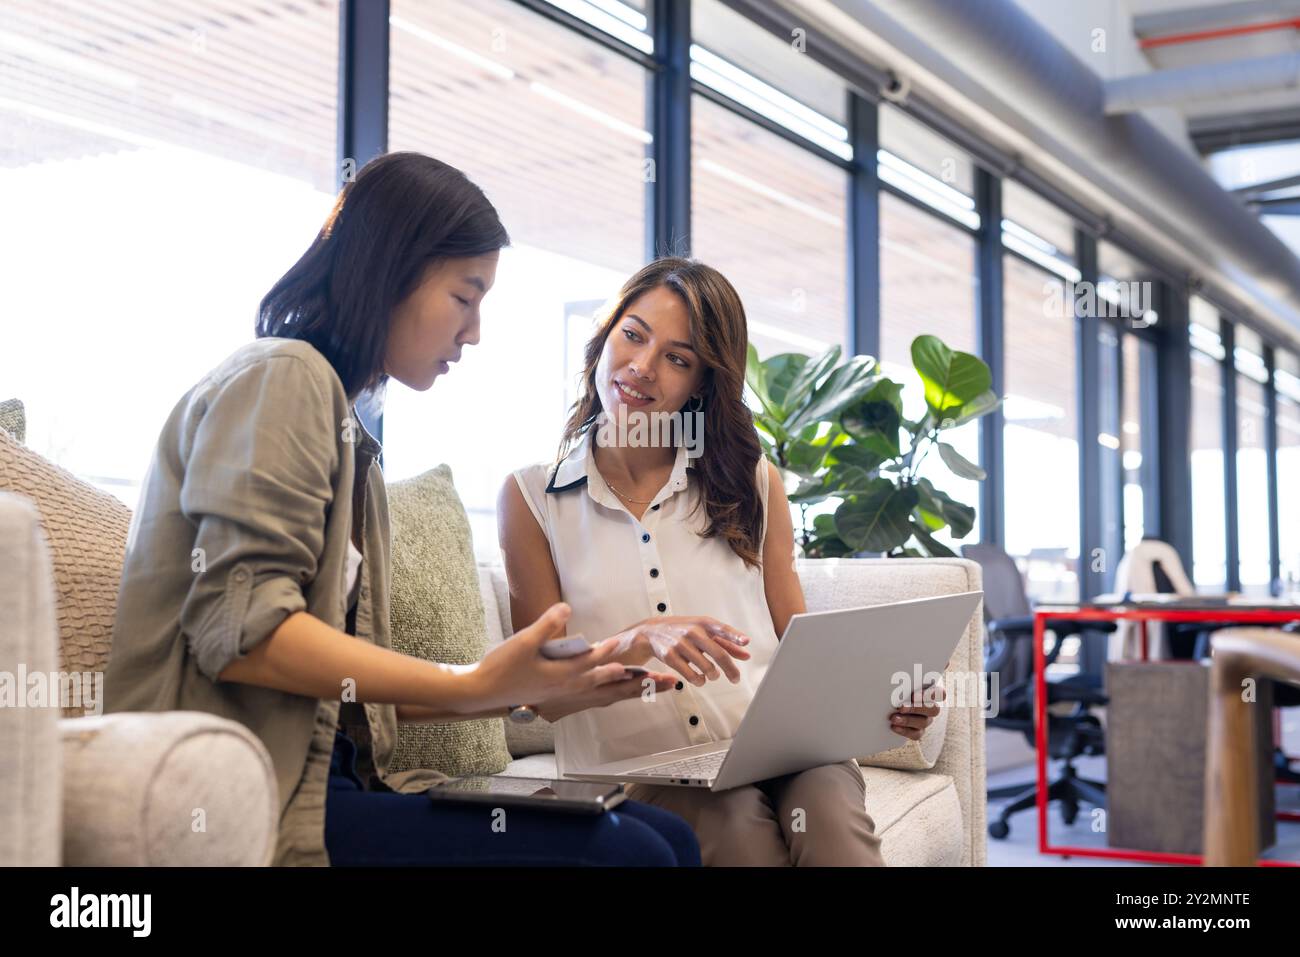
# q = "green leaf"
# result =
<box><xmin>914</xmin><ymin>504</ymin><xmax>945</xmax><ymax>531</ymax></box>
<box><xmin>807</xmin><ymin>534</ymin><xmax>854</xmax><ymax>558</ymax></box>
<box><xmin>785</xmin><ymin>355</ymin><xmax>877</xmax><ymax>433</ymax></box>
<box><xmin>833</xmin><ymin>479</ymin><xmax>917</xmax><ymax>553</ymax></box>
<box><xmin>812</xmin><ymin>513</ymin><xmax>837</xmax><ymax>537</ymax></box>
<box><xmin>785</xmin><ymin>438</ymin><xmax>829</xmax><ymax>477</ymax></box>
<box><xmin>841</xmin><ymin>379</ymin><xmax>905</xmax><ymax>459</ymax></box>
<box><xmin>942</xmin><ymin>389</ymin><xmax>1002</xmax><ymax>429</ymax></box>
<box><xmin>908</xmin><ymin>518</ymin><xmax>956</xmax><ymax>558</ymax></box>
<box><xmin>784</xmin><ymin>345</ymin><xmax>842</xmax><ymax>415</ymax></box>
<box><xmin>937</xmin><ymin>441</ymin><xmax>986</xmax><ymax>481</ymax></box>
<box><xmin>827</xmin><ymin>464</ymin><xmax>878</xmax><ymax>495</ymax></box>
<box><xmin>916</xmin><ymin>477</ymin><xmax>976</xmax><ymax>539</ymax></box>
<box><xmin>745</xmin><ymin>344</ymin><xmax>772</xmax><ymax>412</ymax></box>
<box><xmin>763</xmin><ymin>352</ymin><xmax>811</xmax><ymax>412</ymax></box>
<box><xmin>827</xmin><ymin>441</ymin><xmax>886</xmax><ymax>473</ymax></box>
<box><xmin>911</xmin><ymin>335</ymin><xmax>991</xmax><ymax>419</ymax></box>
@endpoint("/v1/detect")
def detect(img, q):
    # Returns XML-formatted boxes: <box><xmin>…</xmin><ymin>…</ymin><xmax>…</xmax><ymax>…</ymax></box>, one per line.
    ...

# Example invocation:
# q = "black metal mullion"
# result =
<box><xmin>1138</xmin><ymin>334</ymin><xmax>1161</xmax><ymax>542</ymax></box>
<box><xmin>975</xmin><ymin>167</ymin><xmax>1004</xmax><ymax>547</ymax></box>
<box><xmin>1264</xmin><ymin>346</ymin><xmax>1281</xmax><ymax>594</ymax></box>
<box><xmin>1155</xmin><ymin>280</ymin><xmax>1194</xmax><ymax>576</ymax></box>
<box><xmin>848</xmin><ymin>91</ymin><xmax>880</xmax><ymax>360</ymax></box>
<box><xmin>1222</xmin><ymin>318</ymin><xmax>1240</xmax><ymax>592</ymax></box>
<box><xmin>1076</xmin><ymin>230</ymin><xmax>1103</xmax><ymax>600</ymax></box>
<box><xmin>648</xmin><ymin>0</ymin><xmax>691</xmax><ymax>259</ymax></box>
<box><xmin>339</xmin><ymin>0</ymin><xmax>389</xmax><ymax>449</ymax></box>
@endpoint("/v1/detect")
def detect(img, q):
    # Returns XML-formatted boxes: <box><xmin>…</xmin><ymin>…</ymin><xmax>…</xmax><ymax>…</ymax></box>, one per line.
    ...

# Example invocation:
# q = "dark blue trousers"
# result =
<box><xmin>323</xmin><ymin>728</ymin><xmax>701</xmax><ymax>866</ymax></box>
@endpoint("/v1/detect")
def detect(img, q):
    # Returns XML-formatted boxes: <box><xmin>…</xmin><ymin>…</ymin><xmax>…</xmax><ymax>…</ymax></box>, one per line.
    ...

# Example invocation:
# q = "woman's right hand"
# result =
<box><xmin>468</xmin><ymin>603</ymin><xmax>645</xmax><ymax>711</ymax></box>
<box><xmin>611</xmin><ymin>616</ymin><xmax>752</xmax><ymax>687</ymax></box>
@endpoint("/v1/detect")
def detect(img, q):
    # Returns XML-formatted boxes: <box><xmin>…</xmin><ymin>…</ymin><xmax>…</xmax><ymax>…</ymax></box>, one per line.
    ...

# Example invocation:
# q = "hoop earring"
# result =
<box><xmin>687</xmin><ymin>394</ymin><xmax>704</xmax><ymax>412</ymax></box>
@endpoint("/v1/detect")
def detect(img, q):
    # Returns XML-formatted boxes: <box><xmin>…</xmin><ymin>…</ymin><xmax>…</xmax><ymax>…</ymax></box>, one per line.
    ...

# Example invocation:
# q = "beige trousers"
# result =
<box><xmin>625</xmin><ymin>760</ymin><xmax>885</xmax><ymax>866</ymax></box>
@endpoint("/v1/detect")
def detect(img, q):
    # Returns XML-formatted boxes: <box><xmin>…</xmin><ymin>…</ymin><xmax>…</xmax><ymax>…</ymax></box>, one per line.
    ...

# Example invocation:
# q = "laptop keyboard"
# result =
<box><xmin>634</xmin><ymin>751</ymin><xmax>726</xmax><ymax>779</ymax></box>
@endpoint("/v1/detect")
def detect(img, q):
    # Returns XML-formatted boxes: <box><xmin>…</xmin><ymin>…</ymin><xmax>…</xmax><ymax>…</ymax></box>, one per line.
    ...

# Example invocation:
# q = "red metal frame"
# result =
<box><xmin>1031</xmin><ymin>605</ymin><xmax>1300</xmax><ymax>866</ymax></box>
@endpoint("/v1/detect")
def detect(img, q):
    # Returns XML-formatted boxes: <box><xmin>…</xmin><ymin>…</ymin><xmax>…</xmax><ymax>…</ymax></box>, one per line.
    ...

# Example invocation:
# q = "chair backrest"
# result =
<box><xmin>960</xmin><ymin>543</ymin><xmax>1031</xmax><ymax>620</ymax></box>
<box><xmin>1113</xmin><ymin>538</ymin><xmax>1196</xmax><ymax>597</ymax></box>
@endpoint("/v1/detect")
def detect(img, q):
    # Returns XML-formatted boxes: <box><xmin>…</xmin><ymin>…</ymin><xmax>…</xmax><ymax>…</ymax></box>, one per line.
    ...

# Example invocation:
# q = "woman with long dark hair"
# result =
<box><xmin>500</xmin><ymin>257</ymin><xmax>942</xmax><ymax>865</ymax></box>
<box><xmin>104</xmin><ymin>153</ymin><xmax>701</xmax><ymax>866</ymax></box>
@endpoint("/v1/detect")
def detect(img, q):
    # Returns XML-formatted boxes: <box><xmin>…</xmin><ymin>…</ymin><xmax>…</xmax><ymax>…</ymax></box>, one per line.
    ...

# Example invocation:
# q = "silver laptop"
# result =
<box><xmin>563</xmin><ymin>590</ymin><xmax>983</xmax><ymax>791</ymax></box>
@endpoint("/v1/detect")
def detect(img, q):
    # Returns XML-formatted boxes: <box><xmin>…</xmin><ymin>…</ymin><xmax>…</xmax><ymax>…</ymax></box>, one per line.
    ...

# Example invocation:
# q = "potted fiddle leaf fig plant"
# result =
<box><xmin>746</xmin><ymin>335</ymin><xmax>1001</xmax><ymax>558</ymax></box>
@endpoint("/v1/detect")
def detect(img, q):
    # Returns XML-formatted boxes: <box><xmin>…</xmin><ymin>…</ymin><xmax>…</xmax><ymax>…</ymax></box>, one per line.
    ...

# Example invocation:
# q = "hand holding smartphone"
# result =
<box><xmin>540</xmin><ymin>634</ymin><xmax>647</xmax><ymax>678</ymax></box>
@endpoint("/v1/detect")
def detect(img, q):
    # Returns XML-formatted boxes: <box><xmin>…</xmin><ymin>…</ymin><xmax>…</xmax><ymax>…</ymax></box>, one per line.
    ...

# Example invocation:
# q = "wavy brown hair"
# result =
<box><xmin>557</xmin><ymin>258</ymin><xmax>765</xmax><ymax>568</ymax></box>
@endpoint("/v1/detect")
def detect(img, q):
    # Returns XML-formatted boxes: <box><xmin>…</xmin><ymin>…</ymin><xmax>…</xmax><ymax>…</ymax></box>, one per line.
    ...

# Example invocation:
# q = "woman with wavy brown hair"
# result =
<box><xmin>499</xmin><ymin>257</ymin><xmax>938</xmax><ymax>865</ymax></box>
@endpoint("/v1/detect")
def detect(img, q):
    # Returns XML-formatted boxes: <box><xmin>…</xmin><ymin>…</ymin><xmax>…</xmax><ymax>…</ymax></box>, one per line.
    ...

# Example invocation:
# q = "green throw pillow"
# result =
<box><xmin>386</xmin><ymin>464</ymin><xmax>511</xmax><ymax>776</ymax></box>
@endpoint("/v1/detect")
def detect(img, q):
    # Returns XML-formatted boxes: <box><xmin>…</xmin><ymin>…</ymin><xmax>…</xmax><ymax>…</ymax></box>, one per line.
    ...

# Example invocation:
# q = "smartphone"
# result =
<box><xmin>539</xmin><ymin>635</ymin><xmax>592</xmax><ymax>659</ymax></box>
<box><xmin>428</xmin><ymin>776</ymin><xmax>626</xmax><ymax>814</ymax></box>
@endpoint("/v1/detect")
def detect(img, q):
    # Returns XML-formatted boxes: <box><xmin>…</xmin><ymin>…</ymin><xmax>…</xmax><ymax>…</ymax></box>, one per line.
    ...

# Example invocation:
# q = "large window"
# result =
<box><xmin>1189</xmin><ymin>298</ymin><xmax>1227</xmax><ymax>592</ymax></box>
<box><xmin>1233</xmin><ymin>326</ymin><xmax>1270</xmax><ymax>596</ymax></box>
<box><xmin>385</xmin><ymin>0</ymin><xmax>649</xmax><ymax>557</ymax></box>
<box><xmin>1003</xmin><ymin>180</ymin><xmax>1078</xmax><ymax>278</ymax></box>
<box><xmin>0</xmin><ymin>0</ymin><xmax>340</xmax><ymax>508</ymax></box>
<box><xmin>1002</xmin><ymin>256</ymin><xmax>1080</xmax><ymax>602</ymax></box>
<box><xmin>1121</xmin><ymin>333</ymin><xmax>1158</xmax><ymax>553</ymax></box>
<box><xmin>691</xmin><ymin>95</ymin><xmax>848</xmax><ymax>358</ymax></box>
<box><xmin>878</xmin><ymin>103</ymin><xmax>977</xmax><ymax>225</ymax></box>
<box><xmin>879</xmin><ymin>191</ymin><xmax>980</xmax><ymax>548</ymax></box>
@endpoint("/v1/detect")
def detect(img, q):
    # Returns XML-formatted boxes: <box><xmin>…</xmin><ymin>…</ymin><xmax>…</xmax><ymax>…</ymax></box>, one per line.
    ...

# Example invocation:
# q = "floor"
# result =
<box><xmin>983</xmin><ymin>754</ymin><xmax>1300</xmax><ymax>866</ymax></box>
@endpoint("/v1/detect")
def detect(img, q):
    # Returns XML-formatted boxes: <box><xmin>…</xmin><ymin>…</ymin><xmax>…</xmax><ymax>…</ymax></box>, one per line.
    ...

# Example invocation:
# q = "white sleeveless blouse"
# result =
<box><xmin>512</xmin><ymin>432</ymin><xmax>780</xmax><ymax>776</ymax></box>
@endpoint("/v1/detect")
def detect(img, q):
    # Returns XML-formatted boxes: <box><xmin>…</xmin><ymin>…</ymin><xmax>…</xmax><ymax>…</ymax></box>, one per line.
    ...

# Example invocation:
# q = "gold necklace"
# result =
<box><xmin>605</xmin><ymin>481</ymin><xmax>655</xmax><ymax>504</ymax></box>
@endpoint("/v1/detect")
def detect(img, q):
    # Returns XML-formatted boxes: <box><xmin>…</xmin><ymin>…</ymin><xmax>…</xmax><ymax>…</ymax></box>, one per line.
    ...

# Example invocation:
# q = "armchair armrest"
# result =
<box><xmin>59</xmin><ymin>711</ymin><xmax>278</xmax><ymax>866</ymax></box>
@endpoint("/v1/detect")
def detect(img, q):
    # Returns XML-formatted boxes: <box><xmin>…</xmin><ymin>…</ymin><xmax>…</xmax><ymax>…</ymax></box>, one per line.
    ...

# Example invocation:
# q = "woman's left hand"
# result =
<box><xmin>888</xmin><ymin>682</ymin><xmax>945</xmax><ymax>741</ymax></box>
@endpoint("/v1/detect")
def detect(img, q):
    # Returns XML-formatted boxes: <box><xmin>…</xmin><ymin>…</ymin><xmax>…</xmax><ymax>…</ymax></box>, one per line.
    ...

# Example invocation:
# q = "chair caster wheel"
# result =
<box><xmin>989</xmin><ymin>820</ymin><xmax>1010</xmax><ymax>839</ymax></box>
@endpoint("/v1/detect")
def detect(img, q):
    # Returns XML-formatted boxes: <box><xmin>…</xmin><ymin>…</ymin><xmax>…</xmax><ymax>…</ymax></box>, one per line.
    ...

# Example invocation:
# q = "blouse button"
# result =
<box><xmin>689</xmin><ymin>715</ymin><xmax>700</xmax><ymax>726</ymax></box>
<box><xmin>641</xmin><ymin>533</ymin><xmax>651</xmax><ymax>543</ymax></box>
<box><xmin>657</xmin><ymin>602</ymin><xmax>667</xmax><ymax>613</ymax></box>
<box><xmin>650</xmin><ymin>568</ymin><xmax>659</xmax><ymax>578</ymax></box>
<box><xmin>651</xmin><ymin>504</ymin><xmax>660</xmax><ymax>511</ymax></box>
<box><xmin>675</xmin><ymin>681</ymin><xmax>684</xmax><ymax>691</ymax></box>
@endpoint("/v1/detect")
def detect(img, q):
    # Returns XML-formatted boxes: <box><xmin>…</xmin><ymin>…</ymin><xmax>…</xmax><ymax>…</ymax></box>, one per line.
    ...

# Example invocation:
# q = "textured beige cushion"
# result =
<box><xmin>862</xmin><ymin>765</ymin><xmax>964</xmax><ymax>866</ymax></box>
<box><xmin>59</xmin><ymin>711</ymin><xmax>278</xmax><ymax>866</ymax></box>
<box><xmin>0</xmin><ymin>492</ymin><xmax>63</xmax><ymax>865</ymax></box>
<box><xmin>386</xmin><ymin>466</ymin><xmax>510</xmax><ymax>775</ymax></box>
<box><xmin>0</xmin><ymin>398</ymin><xmax>24</xmax><ymax>443</ymax></box>
<box><xmin>0</xmin><ymin>429</ymin><xmax>131</xmax><ymax>716</ymax></box>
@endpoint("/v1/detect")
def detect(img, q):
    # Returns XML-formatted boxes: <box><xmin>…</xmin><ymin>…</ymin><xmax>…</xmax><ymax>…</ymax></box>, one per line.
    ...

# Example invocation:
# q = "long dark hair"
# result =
<box><xmin>558</xmin><ymin>258</ymin><xmax>765</xmax><ymax>568</ymax></box>
<box><xmin>256</xmin><ymin>152</ymin><xmax>509</xmax><ymax>400</ymax></box>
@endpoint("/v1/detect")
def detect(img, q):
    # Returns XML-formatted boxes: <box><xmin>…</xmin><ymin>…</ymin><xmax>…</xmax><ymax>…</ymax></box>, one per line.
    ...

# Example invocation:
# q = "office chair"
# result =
<box><xmin>962</xmin><ymin>543</ymin><xmax>1115</xmax><ymax>839</ymax></box>
<box><xmin>1109</xmin><ymin>538</ymin><xmax>1210</xmax><ymax>660</ymax></box>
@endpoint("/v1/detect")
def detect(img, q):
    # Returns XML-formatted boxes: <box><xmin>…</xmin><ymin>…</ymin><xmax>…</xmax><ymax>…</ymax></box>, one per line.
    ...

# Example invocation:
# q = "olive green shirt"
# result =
<box><xmin>105</xmin><ymin>337</ymin><xmax>446</xmax><ymax>866</ymax></box>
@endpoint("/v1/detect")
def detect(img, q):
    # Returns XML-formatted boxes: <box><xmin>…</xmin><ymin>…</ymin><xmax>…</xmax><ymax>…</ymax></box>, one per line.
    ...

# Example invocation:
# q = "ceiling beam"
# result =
<box><xmin>1191</xmin><ymin>105</ymin><xmax>1300</xmax><ymax>153</ymax></box>
<box><xmin>1134</xmin><ymin>0</ymin><xmax>1300</xmax><ymax>38</ymax></box>
<box><xmin>1104</xmin><ymin>52</ymin><xmax>1300</xmax><ymax>114</ymax></box>
<box><xmin>1249</xmin><ymin>197</ymin><xmax>1300</xmax><ymax>214</ymax></box>
<box><xmin>1234</xmin><ymin>172</ymin><xmax>1300</xmax><ymax>197</ymax></box>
